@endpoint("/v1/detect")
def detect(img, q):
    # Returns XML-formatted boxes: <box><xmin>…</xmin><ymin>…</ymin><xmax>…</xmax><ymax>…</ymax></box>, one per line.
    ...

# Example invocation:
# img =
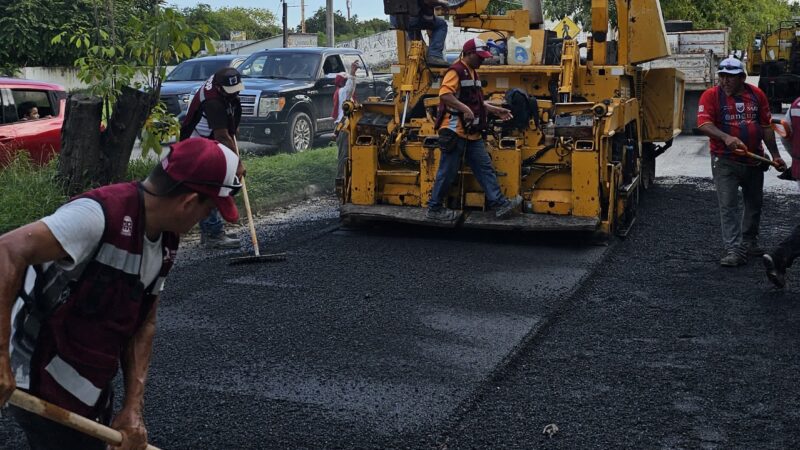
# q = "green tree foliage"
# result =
<box><xmin>0</xmin><ymin>0</ymin><xmax>95</xmax><ymax>73</ymax></box>
<box><xmin>659</xmin><ymin>0</ymin><xmax>792</xmax><ymax>48</ymax></box>
<box><xmin>301</xmin><ymin>7</ymin><xmax>391</xmax><ymax>45</ymax></box>
<box><xmin>540</xmin><ymin>0</ymin><xmax>793</xmax><ymax>49</ymax></box>
<box><xmin>52</xmin><ymin>5</ymin><xmax>216</xmax><ymax>158</ymax></box>
<box><xmin>182</xmin><ymin>4</ymin><xmax>280</xmax><ymax>40</ymax></box>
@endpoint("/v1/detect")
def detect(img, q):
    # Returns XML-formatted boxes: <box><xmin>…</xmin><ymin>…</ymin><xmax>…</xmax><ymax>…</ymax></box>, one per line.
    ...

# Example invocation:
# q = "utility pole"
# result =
<box><xmin>282</xmin><ymin>0</ymin><xmax>288</xmax><ymax>48</ymax></box>
<box><xmin>301</xmin><ymin>0</ymin><xmax>306</xmax><ymax>33</ymax></box>
<box><xmin>346</xmin><ymin>0</ymin><xmax>352</xmax><ymax>20</ymax></box>
<box><xmin>326</xmin><ymin>0</ymin><xmax>334</xmax><ymax>47</ymax></box>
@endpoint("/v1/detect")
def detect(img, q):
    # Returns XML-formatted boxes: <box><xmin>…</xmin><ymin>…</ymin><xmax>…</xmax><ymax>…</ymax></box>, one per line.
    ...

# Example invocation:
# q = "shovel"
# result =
<box><xmin>734</xmin><ymin>147</ymin><xmax>786</xmax><ymax>171</ymax></box>
<box><xmin>8</xmin><ymin>389</ymin><xmax>161</xmax><ymax>450</ymax></box>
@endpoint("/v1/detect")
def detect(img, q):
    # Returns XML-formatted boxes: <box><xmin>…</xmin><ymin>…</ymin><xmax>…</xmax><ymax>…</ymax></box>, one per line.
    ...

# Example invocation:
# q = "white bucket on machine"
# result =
<box><xmin>508</xmin><ymin>36</ymin><xmax>533</xmax><ymax>65</ymax></box>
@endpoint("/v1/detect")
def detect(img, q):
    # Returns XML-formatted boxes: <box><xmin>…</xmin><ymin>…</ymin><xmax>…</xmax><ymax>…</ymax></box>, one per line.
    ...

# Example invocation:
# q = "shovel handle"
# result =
<box><xmin>9</xmin><ymin>390</ymin><xmax>161</xmax><ymax>450</ymax></box>
<box><xmin>737</xmin><ymin>148</ymin><xmax>784</xmax><ymax>171</ymax></box>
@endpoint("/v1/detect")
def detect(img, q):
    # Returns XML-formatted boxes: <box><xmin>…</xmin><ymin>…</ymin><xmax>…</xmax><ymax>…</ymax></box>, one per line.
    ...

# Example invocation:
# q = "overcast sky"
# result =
<box><xmin>165</xmin><ymin>1</ymin><xmax>388</xmax><ymax>30</ymax></box>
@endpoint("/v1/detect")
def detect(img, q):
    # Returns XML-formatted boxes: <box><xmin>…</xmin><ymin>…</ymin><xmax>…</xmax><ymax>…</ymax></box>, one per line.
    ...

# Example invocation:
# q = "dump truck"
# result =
<box><xmin>338</xmin><ymin>0</ymin><xmax>684</xmax><ymax>236</ymax></box>
<box><xmin>747</xmin><ymin>19</ymin><xmax>800</xmax><ymax>112</ymax></box>
<box><xmin>643</xmin><ymin>24</ymin><xmax>729</xmax><ymax>133</ymax></box>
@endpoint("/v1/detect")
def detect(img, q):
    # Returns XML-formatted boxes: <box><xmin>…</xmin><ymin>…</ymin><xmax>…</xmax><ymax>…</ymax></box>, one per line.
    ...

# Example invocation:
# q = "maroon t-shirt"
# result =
<box><xmin>697</xmin><ymin>84</ymin><xmax>772</xmax><ymax>165</ymax></box>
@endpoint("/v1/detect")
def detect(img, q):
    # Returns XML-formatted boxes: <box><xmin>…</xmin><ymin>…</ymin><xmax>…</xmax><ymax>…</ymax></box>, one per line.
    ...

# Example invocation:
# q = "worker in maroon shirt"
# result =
<box><xmin>697</xmin><ymin>57</ymin><xmax>787</xmax><ymax>267</ymax></box>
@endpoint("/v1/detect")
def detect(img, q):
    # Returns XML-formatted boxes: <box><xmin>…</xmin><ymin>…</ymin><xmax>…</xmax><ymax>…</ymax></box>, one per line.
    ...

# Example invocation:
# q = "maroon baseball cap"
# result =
<box><xmin>463</xmin><ymin>38</ymin><xmax>493</xmax><ymax>59</ymax></box>
<box><xmin>161</xmin><ymin>138</ymin><xmax>241</xmax><ymax>223</ymax></box>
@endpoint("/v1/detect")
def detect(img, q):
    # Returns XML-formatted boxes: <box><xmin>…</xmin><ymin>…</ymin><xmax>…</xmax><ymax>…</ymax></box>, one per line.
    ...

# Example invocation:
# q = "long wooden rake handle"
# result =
<box><xmin>232</xmin><ymin>136</ymin><xmax>261</xmax><ymax>257</ymax></box>
<box><xmin>739</xmin><ymin>148</ymin><xmax>784</xmax><ymax>170</ymax></box>
<box><xmin>9</xmin><ymin>390</ymin><xmax>161</xmax><ymax>450</ymax></box>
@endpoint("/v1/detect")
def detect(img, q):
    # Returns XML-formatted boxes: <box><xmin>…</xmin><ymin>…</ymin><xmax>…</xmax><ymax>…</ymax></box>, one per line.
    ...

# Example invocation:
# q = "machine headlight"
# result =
<box><xmin>258</xmin><ymin>97</ymin><xmax>285</xmax><ymax>117</ymax></box>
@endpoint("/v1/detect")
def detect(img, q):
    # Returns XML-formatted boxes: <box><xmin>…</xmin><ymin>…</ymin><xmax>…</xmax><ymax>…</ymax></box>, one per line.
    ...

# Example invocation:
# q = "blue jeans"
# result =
<box><xmin>711</xmin><ymin>156</ymin><xmax>764</xmax><ymax>255</ymax></box>
<box><xmin>199</xmin><ymin>208</ymin><xmax>224</xmax><ymax>237</ymax></box>
<box><xmin>390</xmin><ymin>15</ymin><xmax>447</xmax><ymax>59</ymax></box>
<box><xmin>428</xmin><ymin>138</ymin><xmax>506</xmax><ymax>210</ymax></box>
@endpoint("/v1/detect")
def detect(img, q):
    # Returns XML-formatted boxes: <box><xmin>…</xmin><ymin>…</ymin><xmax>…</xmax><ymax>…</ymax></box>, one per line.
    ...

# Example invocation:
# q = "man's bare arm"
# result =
<box><xmin>111</xmin><ymin>298</ymin><xmax>159</xmax><ymax>450</ymax></box>
<box><xmin>440</xmin><ymin>93</ymin><xmax>474</xmax><ymax>121</ymax></box>
<box><xmin>0</xmin><ymin>222</ymin><xmax>69</xmax><ymax>405</ymax></box>
<box><xmin>697</xmin><ymin>123</ymin><xmax>747</xmax><ymax>151</ymax></box>
<box><xmin>212</xmin><ymin>129</ymin><xmax>236</xmax><ymax>151</ymax></box>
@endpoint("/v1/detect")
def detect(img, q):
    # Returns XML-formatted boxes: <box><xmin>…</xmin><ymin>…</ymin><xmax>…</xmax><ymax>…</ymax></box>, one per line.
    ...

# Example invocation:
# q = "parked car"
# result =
<box><xmin>236</xmin><ymin>47</ymin><xmax>393</xmax><ymax>152</ymax></box>
<box><xmin>160</xmin><ymin>54</ymin><xmax>247</xmax><ymax>120</ymax></box>
<box><xmin>0</xmin><ymin>78</ymin><xmax>66</xmax><ymax>165</ymax></box>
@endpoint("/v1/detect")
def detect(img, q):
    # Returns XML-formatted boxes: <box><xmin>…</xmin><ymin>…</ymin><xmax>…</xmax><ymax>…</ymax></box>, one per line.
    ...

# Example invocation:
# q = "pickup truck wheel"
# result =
<box><xmin>288</xmin><ymin>112</ymin><xmax>313</xmax><ymax>152</ymax></box>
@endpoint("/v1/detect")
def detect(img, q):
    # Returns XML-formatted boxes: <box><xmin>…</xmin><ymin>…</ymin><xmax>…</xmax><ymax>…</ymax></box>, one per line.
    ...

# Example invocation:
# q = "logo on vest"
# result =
<box><xmin>736</xmin><ymin>102</ymin><xmax>745</xmax><ymax>113</ymax></box>
<box><xmin>121</xmin><ymin>216</ymin><xmax>133</xmax><ymax>237</ymax></box>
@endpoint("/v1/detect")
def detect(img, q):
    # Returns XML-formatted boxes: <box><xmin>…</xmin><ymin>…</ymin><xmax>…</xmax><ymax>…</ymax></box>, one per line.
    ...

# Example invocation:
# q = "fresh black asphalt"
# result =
<box><xmin>1</xmin><ymin>179</ymin><xmax>798</xmax><ymax>449</ymax></box>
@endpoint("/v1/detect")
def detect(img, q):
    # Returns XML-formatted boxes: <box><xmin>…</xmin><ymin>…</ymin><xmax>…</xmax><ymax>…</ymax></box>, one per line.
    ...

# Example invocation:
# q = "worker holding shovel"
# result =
<box><xmin>697</xmin><ymin>57</ymin><xmax>787</xmax><ymax>267</ymax></box>
<box><xmin>0</xmin><ymin>138</ymin><xmax>242</xmax><ymax>449</ymax></box>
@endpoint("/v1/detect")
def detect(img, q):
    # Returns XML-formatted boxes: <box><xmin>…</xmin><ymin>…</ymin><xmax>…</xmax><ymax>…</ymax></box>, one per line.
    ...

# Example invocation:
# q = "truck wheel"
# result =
<box><xmin>288</xmin><ymin>112</ymin><xmax>313</xmax><ymax>152</ymax></box>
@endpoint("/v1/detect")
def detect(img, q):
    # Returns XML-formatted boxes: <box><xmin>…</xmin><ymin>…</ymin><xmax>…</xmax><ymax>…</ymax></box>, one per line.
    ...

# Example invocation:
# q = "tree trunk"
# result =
<box><xmin>58</xmin><ymin>87</ymin><xmax>154</xmax><ymax>195</ymax></box>
<box><xmin>57</xmin><ymin>95</ymin><xmax>104</xmax><ymax>196</ymax></box>
<box><xmin>102</xmin><ymin>86</ymin><xmax>154</xmax><ymax>182</ymax></box>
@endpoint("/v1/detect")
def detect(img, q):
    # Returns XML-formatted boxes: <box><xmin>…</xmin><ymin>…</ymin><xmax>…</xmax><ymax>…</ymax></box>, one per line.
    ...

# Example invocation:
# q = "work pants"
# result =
<box><xmin>772</xmin><ymin>181</ymin><xmax>800</xmax><ymax>267</ymax></box>
<box><xmin>428</xmin><ymin>138</ymin><xmax>506</xmax><ymax>210</ymax></box>
<box><xmin>390</xmin><ymin>15</ymin><xmax>447</xmax><ymax>59</ymax></box>
<box><xmin>199</xmin><ymin>208</ymin><xmax>224</xmax><ymax>237</ymax></box>
<box><xmin>711</xmin><ymin>156</ymin><xmax>765</xmax><ymax>256</ymax></box>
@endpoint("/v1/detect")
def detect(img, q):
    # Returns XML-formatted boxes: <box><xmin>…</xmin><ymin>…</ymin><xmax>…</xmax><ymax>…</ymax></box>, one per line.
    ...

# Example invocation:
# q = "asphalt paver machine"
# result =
<box><xmin>339</xmin><ymin>0</ymin><xmax>684</xmax><ymax>236</ymax></box>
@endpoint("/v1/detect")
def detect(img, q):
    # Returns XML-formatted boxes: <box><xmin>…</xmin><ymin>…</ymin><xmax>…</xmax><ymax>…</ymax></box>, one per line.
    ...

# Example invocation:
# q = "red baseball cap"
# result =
<box><xmin>161</xmin><ymin>138</ymin><xmax>241</xmax><ymax>223</ymax></box>
<box><xmin>463</xmin><ymin>38</ymin><xmax>493</xmax><ymax>59</ymax></box>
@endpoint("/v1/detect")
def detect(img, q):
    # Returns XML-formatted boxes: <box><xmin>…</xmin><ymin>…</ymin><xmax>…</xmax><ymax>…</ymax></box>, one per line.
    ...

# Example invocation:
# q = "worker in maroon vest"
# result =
<box><xmin>427</xmin><ymin>37</ymin><xmax>522</xmax><ymax>221</ymax></box>
<box><xmin>181</xmin><ymin>67</ymin><xmax>244</xmax><ymax>250</ymax></box>
<box><xmin>763</xmin><ymin>97</ymin><xmax>800</xmax><ymax>288</ymax></box>
<box><xmin>0</xmin><ymin>138</ymin><xmax>242</xmax><ymax>450</ymax></box>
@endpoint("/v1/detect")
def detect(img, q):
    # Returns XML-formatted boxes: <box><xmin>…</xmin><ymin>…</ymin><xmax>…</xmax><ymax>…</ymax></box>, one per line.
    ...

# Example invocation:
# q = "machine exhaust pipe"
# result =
<box><xmin>524</xmin><ymin>0</ymin><xmax>544</xmax><ymax>29</ymax></box>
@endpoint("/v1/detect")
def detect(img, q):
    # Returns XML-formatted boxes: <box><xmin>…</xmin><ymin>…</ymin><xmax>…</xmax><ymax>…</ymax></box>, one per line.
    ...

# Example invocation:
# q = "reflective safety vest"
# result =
<box><xmin>180</xmin><ymin>75</ymin><xmax>240</xmax><ymax>141</ymax></box>
<box><xmin>434</xmin><ymin>59</ymin><xmax>487</xmax><ymax>133</ymax></box>
<box><xmin>10</xmin><ymin>182</ymin><xmax>179</xmax><ymax>418</ymax></box>
<box><xmin>789</xmin><ymin>97</ymin><xmax>800</xmax><ymax>179</ymax></box>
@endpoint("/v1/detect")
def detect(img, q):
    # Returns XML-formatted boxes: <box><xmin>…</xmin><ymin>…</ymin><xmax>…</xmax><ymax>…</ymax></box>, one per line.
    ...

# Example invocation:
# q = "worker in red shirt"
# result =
<box><xmin>697</xmin><ymin>57</ymin><xmax>787</xmax><ymax>267</ymax></box>
<box><xmin>762</xmin><ymin>96</ymin><xmax>800</xmax><ymax>288</ymax></box>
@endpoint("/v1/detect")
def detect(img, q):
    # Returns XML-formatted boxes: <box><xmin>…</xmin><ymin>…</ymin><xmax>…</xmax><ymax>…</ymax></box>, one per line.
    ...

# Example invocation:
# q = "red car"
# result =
<box><xmin>0</xmin><ymin>78</ymin><xmax>67</xmax><ymax>165</ymax></box>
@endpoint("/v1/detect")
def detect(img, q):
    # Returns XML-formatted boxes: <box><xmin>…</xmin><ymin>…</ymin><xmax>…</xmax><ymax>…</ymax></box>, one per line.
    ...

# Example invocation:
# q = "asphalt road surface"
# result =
<box><xmin>2</xmin><ymin>134</ymin><xmax>799</xmax><ymax>448</ymax></box>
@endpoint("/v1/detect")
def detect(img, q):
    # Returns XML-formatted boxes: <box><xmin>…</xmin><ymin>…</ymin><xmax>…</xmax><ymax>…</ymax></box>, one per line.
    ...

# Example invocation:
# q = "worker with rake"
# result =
<box><xmin>0</xmin><ymin>138</ymin><xmax>242</xmax><ymax>449</ymax></box>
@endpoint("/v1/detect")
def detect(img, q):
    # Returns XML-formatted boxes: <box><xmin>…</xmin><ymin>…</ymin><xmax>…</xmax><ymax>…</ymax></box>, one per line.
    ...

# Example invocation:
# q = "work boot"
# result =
<box><xmin>762</xmin><ymin>253</ymin><xmax>787</xmax><ymax>288</ymax></box>
<box><xmin>426</xmin><ymin>207</ymin><xmax>458</xmax><ymax>221</ymax></box>
<box><xmin>494</xmin><ymin>195</ymin><xmax>523</xmax><ymax>219</ymax></box>
<box><xmin>742</xmin><ymin>240</ymin><xmax>765</xmax><ymax>257</ymax></box>
<box><xmin>426</xmin><ymin>56</ymin><xmax>450</xmax><ymax>67</ymax></box>
<box><xmin>720</xmin><ymin>251</ymin><xmax>746</xmax><ymax>267</ymax></box>
<box><xmin>202</xmin><ymin>232</ymin><xmax>241</xmax><ymax>249</ymax></box>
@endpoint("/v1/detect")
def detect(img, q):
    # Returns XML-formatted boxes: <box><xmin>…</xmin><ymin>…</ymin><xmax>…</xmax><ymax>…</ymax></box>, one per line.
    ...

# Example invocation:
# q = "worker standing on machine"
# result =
<box><xmin>697</xmin><ymin>57</ymin><xmax>787</xmax><ymax>267</ymax></box>
<box><xmin>390</xmin><ymin>0</ymin><xmax>451</xmax><ymax>67</ymax></box>
<box><xmin>426</xmin><ymin>38</ymin><xmax>522</xmax><ymax>221</ymax></box>
<box><xmin>762</xmin><ymin>95</ymin><xmax>800</xmax><ymax>288</ymax></box>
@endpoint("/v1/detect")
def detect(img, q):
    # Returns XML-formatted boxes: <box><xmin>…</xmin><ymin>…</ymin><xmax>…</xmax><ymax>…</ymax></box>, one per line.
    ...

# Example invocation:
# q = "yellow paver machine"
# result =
<box><xmin>339</xmin><ymin>0</ymin><xmax>684</xmax><ymax>236</ymax></box>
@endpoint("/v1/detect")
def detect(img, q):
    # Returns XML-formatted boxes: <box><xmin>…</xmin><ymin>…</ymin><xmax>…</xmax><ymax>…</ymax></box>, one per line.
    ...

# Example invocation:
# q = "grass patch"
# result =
<box><xmin>0</xmin><ymin>155</ymin><xmax>68</xmax><ymax>234</ymax></box>
<box><xmin>241</xmin><ymin>145</ymin><xmax>337</xmax><ymax>211</ymax></box>
<box><xmin>0</xmin><ymin>145</ymin><xmax>336</xmax><ymax>233</ymax></box>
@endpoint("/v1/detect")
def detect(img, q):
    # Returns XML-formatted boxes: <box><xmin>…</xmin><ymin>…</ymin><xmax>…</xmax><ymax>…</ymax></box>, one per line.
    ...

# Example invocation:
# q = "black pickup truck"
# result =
<box><xmin>237</xmin><ymin>47</ymin><xmax>393</xmax><ymax>152</ymax></box>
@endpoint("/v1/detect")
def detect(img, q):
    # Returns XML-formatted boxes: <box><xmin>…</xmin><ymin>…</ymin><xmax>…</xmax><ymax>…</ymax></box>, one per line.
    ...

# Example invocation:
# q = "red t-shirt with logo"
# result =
<box><xmin>697</xmin><ymin>84</ymin><xmax>772</xmax><ymax>165</ymax></box>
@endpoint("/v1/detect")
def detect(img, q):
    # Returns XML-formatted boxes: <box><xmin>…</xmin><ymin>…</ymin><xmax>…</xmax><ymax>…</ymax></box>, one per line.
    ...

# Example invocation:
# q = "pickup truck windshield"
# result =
<box><xmin>166</xmin><ymin>60</ymin><xmax>235</xmax><ymax>82</ymax></box>
<box><xmin>239</xmin><ymin>53</ymin><xmax>320</xmax><ymax>81</ymax></box>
